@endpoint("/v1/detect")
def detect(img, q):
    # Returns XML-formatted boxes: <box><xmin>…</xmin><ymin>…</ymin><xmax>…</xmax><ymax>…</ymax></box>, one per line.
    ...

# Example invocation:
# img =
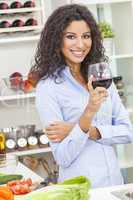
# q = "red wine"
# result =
<box><xmin>23</xmin><ymin>1</ymin><xmax>35</xmax><ymax>8</ymax></box>
<box><xmin>0</xmin><ymin>2</ymin><xmax>9</xmax><ymax>9</ymax></box>
<box><xmin>0</xmin><ymin>21</ymin><xmax>11</xmax><ymax>28</ymax></box>
<box><xmin>12</xmin><ymin>19</ymin><xmax>24</xmax><ymax>27</ymax></box>
<box><xmin>92</xmin><ymin>78</ymin><xmax>112</xmax><ymax>89</ymax></box>
<box><xmin>25</xmin><ymin>18</ymin><xmax>37</xmax><ymax>26</ymax></box>
<box><xmin>10</xmin><ymin>1</ymin><xmax>22</xmax><ymax>9</ymax></box>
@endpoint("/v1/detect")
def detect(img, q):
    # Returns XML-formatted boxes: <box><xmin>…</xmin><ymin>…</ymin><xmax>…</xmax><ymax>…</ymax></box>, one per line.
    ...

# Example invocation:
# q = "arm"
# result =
<box><xmin>45</xmin><ymin>79</ymin><xmax>107</xmax><ymax>142</ymax></box>
<box><xmin>45</xmin><ymin>82</ymin><xmax>133</xmax><ymax>146</ymax></box>
<box><xmin>96</xmin><ymin>83</ymin><xmax>133</xmax><ymax>145</ymax></box>
<box><xmin>45</xmin><ymin>121</ymin><xmax>100</xmax><ymax>142</ymax></box>
<box><xmin>36</xmin><ymin>80</ymin><xmax>89</xmax><ymax>168</ymax></box>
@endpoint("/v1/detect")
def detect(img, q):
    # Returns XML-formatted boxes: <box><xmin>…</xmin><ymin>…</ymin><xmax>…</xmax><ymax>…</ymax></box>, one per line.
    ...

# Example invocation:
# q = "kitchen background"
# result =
<box><xmin>0</xmin><ymin>0</ymin><xmax>133</xmax><ymax>185</ymax></box>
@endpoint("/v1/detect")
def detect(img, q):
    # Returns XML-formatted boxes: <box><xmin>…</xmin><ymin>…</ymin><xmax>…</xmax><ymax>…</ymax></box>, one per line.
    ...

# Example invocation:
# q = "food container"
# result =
<box><xmin>3</xmin><ymin>75</ymin><xmax>35</xmax><ymax>94</ymax></box>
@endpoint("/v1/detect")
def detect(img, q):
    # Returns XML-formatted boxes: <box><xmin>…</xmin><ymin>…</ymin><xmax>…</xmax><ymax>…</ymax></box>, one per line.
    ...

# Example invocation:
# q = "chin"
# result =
<box><xmin>73</xmin><ymin>58</ymin><xmax>85</xmax><ymax>63</ymax></box>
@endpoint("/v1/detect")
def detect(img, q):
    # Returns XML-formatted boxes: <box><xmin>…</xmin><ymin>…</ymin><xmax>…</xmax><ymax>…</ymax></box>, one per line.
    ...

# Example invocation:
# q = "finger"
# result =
<box><xmin>47</xmin><ymin>134</ymin><xmax>58</xmax><ymax>139</ymax></box>
<box><xmin>87</xmin><ymin>76</ymin><xmax>94</xmax><ymax>93</ymax></box>
<box><xmin>50</xmin><ymin>121</ymin><xmax>62</xmax><ymax>126</ymax></box>
<box><xmin>45</xmin><ymin>130</ymin><xmax>57</xmax><ymax>135</ymax></box>
<box><xmin>95</xmin><ymin>87</ymin><xmax>108</xmax><ymax>94</ymax></box>
<box><xmin>47</xmin><ymin>135</ymin><xmax>61</xmax><ymax>142</ymax></box>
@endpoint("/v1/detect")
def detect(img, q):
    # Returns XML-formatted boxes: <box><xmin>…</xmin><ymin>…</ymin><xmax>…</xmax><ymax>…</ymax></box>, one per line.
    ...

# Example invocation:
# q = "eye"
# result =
<box><xmin>83</xmin><ymin>34</ymin><xmax>91</xmax><ymax>39</ymax></box>
<box><xmin>66</xmin><ymin>35</ymin><xmax>75</xmax><ymax>39</ymax></box>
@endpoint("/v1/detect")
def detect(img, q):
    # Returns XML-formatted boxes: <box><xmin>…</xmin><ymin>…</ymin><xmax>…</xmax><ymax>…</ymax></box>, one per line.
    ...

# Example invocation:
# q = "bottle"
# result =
<box><xmin>0</xmin><ymin>129</ymin><xmax>6</xmax><ymax>161</ymax></box>
<box><xmin>25</xmin><ymin>18</ymin><xmax>37</xmax><ymax>26</ymax></box>
<box><xmin>0</xmin><ymin>2</ymin><xmax>9</xmax><ymax>10</ymax></box>
<box><xmin>113</xmin><ymin>76</ymin><xmax>124</xmax><ymax>89</ymax></box>
<box><xmin>17</xmin><ymin>137</ymin><xmax>27</xmax><ymax>149</ymax></box>
<box><xmin>23</xmin><ymin>1</ymin><xmax>35</xmax><ymax>8</ymax></box>
<box><xmin>0</xmin><ymin>21</ymin><xmax>11</xmax><ymax>28</ymax></box>
<box><xmin>27</xmin><ymin>136</ymin><xmax>38</xmax><ymax>149</ymax></box>
<box><xmin>5</xmin><ymin>128</ymin><xmax>17</xmax><ymax>152</ymax></box>
<box><xmin>10</xmin><ymin>1</ymin><xmax>22</xmax><ymax>9</ymax></box>
<box><xmin>17</xmin><ymin>126</ymin><xmax>28</xmax><ymax>150</ymax></box>
<box><xmin>12</xmin><ymin>19</ymin><xmax>24</xmax><ymax>27</ymax></box>
<box><xmin>38</xmin><ymin>131</ymin><xmax>49</xmax><ymax>147</ymax></box>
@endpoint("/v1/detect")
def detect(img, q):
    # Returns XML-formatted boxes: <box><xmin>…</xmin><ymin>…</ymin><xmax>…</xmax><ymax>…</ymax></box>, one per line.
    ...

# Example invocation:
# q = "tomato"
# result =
<box><xmin>25</xmin><ymin>178</ymin><xmax>32</xmax><ymax>186</ymax></box>
<box><xmin>7</xmin><ymin>178</ymin><xmax>32</xmax><ymax>195</ymax></box>
<box><xmin>19</xmin><ymin>184</ymin><xmax>31</xmax><ymax>194</ymax></box>
<box><xmin>10</xmin><ymin>185</ymin><xmax>21</xmax><ymax>195</ymax></box>
<box><xmin>7</xmin><ymin>180</ymin><xmax>20</xmax><ymax>187</ymax></box>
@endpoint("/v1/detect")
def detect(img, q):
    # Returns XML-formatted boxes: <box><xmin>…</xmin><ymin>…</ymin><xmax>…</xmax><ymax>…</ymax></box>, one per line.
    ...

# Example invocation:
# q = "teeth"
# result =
<box><xmin>71</xmin><ymin>50</ymin><xmax>84</xmax><ymax>56</ymax></box>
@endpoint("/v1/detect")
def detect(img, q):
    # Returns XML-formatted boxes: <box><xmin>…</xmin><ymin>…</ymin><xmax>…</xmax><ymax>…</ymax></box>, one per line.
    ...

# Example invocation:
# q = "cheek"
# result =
<box><xmin>61</xmin><ymin>41</ymin><xmax>72</xmax><ymax>56</ymax></box>
<box><xmin>87</xmin><ymin>39</ymin><xmax>92</xmax><ymax>48</ymax></box>
<box><xmin>86</xmin><ymin>40</ymin><xmax>92</xmax><ymax>52</ymax></box>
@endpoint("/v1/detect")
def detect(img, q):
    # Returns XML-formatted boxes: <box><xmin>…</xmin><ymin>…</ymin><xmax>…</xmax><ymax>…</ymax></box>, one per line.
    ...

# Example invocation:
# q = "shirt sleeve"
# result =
<box><xmin>36</xmin><ymin>80</ymin><xmax>88</xmax><ymax>168</ymax></box>
<box><xmin>96</xmin><ymin>83</ymin><xmax>133</xmax><ymax>146</ymax></box>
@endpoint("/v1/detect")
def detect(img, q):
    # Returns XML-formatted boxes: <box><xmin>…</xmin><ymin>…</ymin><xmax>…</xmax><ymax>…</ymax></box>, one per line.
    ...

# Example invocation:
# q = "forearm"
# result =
<box><xmin>79</xmin><ymin>106</ymin><xmax>101</xmax><ymax>140</ymax></box>
<box><xmin>96</xmin><ymin>123</ymin><xmax>133</xmax><ymax>145</ymax></box>
<box><xmin>79</xmin><ymin>105</ymin><xmax>94</xmax><ymax>132</ymax></box>
<box><xmin>50</xmin><ymin>123</ymin><xmax>89</xmax><ymax>168</ymax></box>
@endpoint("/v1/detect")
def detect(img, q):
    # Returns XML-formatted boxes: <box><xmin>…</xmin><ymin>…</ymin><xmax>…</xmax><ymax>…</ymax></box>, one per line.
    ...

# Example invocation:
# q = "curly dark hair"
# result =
<box><xmin>31</xmin><ymin>4</ymin><xmax>108</xmax><ymax>84</ymax></box>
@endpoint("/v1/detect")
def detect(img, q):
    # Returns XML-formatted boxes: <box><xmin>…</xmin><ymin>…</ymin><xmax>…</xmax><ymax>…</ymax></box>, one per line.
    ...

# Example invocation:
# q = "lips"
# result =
<box><xmin>70</xmin><ymin>50</ymin><xmax>86</xmax><ymax>58</ymax></box>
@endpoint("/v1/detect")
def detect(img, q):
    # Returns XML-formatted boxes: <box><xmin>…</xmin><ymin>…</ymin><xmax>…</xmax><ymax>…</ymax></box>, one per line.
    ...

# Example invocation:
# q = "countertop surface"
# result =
<box><xmin>13</xmin><ymin>162</ymin><xmax>133</xmax><ymax>199</ymax></box>
<box><xmin>90</xmin><ymin>183</ymin><xmax>133</xmax><ymax>200</ymax></box>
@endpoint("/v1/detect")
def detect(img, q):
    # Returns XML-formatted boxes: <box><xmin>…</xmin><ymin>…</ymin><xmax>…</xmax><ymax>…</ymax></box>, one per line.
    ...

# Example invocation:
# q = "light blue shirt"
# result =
<box><xmin>36</xmin><ymin>66</ymin><xmax>133</xmax><ymax>188</ymax></box>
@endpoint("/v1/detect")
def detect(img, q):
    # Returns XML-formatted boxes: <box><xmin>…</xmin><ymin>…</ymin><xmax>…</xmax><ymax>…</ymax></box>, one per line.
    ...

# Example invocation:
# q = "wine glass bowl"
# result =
<box><xmin>88</xmin><ymin>62</ymin><xmax>112</xmax><ymax>89</ymax></box>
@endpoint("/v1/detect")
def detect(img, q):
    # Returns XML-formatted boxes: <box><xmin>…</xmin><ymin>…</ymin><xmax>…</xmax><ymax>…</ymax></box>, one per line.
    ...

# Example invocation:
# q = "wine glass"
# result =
<box><xmin>88</xmin><ymin>62</ymin><xmax>114</xmax><ymax>121</ymax></box>
<box><xmin>88</xmin><ymin>62</ymin><xmax>112</xmax><ymax>89</ymax></box>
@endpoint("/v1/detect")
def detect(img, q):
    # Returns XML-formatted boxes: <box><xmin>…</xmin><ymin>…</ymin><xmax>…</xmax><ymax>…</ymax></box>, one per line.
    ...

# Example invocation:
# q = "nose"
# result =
<box><xmin>76</xmin><ymin>37</ymin><xmax>84</xmax><ymax>48</ymax></box>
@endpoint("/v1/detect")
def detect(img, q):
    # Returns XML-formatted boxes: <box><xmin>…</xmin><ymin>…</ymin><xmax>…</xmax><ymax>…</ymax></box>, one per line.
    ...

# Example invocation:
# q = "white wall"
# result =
<box><xmin>0</xmin><ymin>41</ymin><xmax>37</xmax><ymax>78</ymax></box>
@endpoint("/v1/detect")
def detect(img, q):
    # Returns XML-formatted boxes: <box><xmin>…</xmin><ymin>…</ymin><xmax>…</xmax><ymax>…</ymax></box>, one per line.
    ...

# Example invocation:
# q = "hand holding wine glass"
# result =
<box><xmin>88</xmin><ymin>62</ymin><xmax>113</xmax><ymax>120</ymax></box>
<box><xmin>87</xmin><ymin>76</ymin><xmax>108</xmax><ymax>114</ymax></box>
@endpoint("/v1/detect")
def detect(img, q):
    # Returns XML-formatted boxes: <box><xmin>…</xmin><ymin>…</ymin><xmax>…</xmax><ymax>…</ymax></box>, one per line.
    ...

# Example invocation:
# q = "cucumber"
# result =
<box><xmin>0</xmin><ymin>174</ymin><xmax>23</xmax><ymax>184</ymax></box>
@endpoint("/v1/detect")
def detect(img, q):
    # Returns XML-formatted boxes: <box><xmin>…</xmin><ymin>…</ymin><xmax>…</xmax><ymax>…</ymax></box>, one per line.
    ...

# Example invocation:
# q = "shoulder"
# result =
<box><xmin>36</xmin><ymin>77</ymin><xmax>57</xmax><ymax>93</ymax></box>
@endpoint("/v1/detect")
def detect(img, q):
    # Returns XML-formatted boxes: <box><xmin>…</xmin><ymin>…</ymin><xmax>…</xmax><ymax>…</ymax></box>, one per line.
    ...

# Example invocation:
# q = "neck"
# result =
<box><xmin>68</xmin><ymin>64</ymin><xmax>87</xmax><ymax>87</ymax></box>
<box><xmin>69</xmin><ymin>64</ymin><xmax>81</xmax><ymax>77</ymax></box>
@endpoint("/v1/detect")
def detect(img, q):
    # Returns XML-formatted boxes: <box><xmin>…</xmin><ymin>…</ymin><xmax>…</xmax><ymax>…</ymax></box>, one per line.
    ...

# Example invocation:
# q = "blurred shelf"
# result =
<box><xmin>111</xmin><ymin>54</ymin><xmax>133</xmax><ymax>59</ymax></box>
<box><xmin>0</xmin><ymin>92</ymin><xmax>35</xmax><ymax>101</ymax></box>
<box><xmin>0</xmin><ymin>25</ymin><xmax>43</xmax><ymax>33</ymax></box>
<box><xmin>0</xmin><ymin>7</ymin><xmax>42</xmax><ymax>15</ymax></box>
<box><xmin>0</xmin><ymin>35</ymin><xmax>40</xmax><ymax>43</ymax></box>
<box><xmin>119</xmin><ymin>157</ymin><xmax>133</xmax><ymax>169</ymax></box>
<box><xmin>127</xmin><ymin>108</ymin><xmax>133</xmax><ymax>114</ymax></box>
<box><xmin>71</xmin><ymin>0</ymin><xmax>132</xmax><ymax>5</ymax></box>
<box><xmin>7</xmin><ymin>147</ymin><xmax>51</xmax><ymax>156</ymax></box>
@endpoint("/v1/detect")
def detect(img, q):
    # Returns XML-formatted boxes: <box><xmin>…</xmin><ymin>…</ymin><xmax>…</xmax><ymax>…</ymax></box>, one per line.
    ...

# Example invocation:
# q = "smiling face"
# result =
<box><xmin>61</xmin><ymin>20</ymin><xmax>92</xmax><ymax>68</ymax></box>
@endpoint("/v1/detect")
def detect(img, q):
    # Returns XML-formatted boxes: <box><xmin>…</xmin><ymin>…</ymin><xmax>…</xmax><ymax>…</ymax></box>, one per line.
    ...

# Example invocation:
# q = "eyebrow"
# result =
<box><xmin>64</xmin><ymin>31</ymin><xmax>91</xmax><ymax>35</ymax></box>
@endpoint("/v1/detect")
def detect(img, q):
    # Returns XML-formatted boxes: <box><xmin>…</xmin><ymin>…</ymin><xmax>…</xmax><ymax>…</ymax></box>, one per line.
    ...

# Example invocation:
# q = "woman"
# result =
<box><xmin>31</xmin><ymin>4</ymin><xmax>133</xmax><ymax>188</ymax></box>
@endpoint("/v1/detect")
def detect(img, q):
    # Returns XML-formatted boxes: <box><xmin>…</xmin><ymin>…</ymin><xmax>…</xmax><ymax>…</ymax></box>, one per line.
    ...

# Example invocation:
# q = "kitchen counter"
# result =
<box><xmin>90</xmin><ymin>183</ymin><xmax>133</xmax><ymax>200</ymax></box>
<box><xmin>12</xmin><ymin>162</ymin><xmax>133</xmax><ymax>199</ymax></box>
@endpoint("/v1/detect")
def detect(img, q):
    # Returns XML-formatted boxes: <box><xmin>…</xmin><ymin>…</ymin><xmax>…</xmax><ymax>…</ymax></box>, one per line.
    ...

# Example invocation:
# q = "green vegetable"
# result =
<box><xmin>15</xmin><ymin>176</ymin><xmax>91</xmax><ymax>200</ymax></box>
<box><xmin>0</xmin><ymin>174</ymin><xmax>23</xmax><ymax>184</ymax></box>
